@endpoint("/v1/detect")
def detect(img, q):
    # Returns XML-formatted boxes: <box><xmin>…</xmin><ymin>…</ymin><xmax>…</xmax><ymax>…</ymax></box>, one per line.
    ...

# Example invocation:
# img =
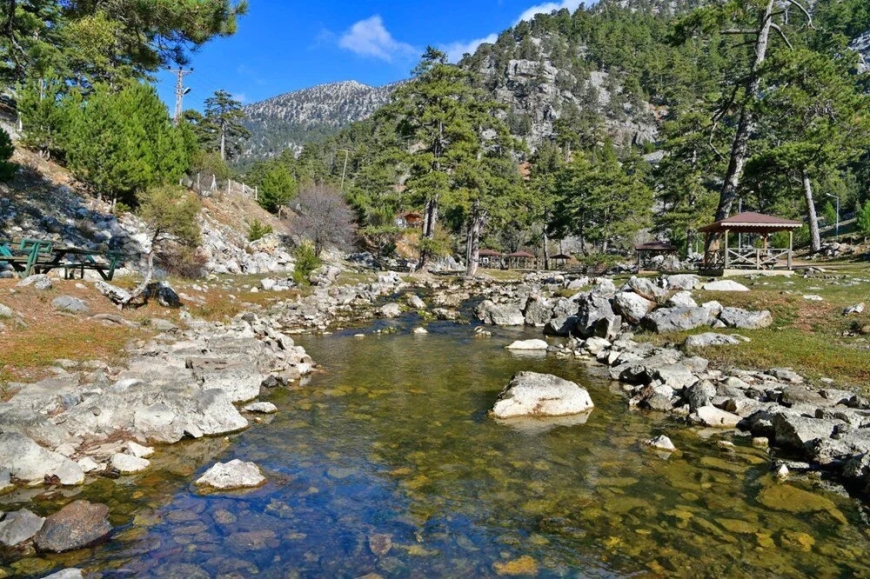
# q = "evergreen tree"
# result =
<box><xmin>202</xmin><ymin>89</ymin><xmax>250</xmax><ymax>161</ymax></box>
<box><xmin>17</xmin><ymin>71</ymin><xmax>70</xmax><ymax>158</ymax></box>
<box><xmin>255</xmin><ymin>161</ymin><xmax>298</xmax><ymax>213</ymax></box>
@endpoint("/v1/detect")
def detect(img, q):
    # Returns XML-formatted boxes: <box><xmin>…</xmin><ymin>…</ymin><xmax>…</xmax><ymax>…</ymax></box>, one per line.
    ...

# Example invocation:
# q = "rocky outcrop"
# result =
<box><xmin>492</xmin><ymin>372</ymin><xmax>594</xmax><ymax>419</ymax></box>
<box><xmin>0</xmin><ymin>433</ymin><xmax>84</xmax><ymax>486</ymax></box>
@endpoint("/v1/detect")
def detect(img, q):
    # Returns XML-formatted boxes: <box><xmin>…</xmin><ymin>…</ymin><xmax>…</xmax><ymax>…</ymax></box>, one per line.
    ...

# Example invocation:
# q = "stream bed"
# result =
<box><xmin>3</xmin><ymin>315</ymin><xmax>870</xmax><ymax>578</ymax></box>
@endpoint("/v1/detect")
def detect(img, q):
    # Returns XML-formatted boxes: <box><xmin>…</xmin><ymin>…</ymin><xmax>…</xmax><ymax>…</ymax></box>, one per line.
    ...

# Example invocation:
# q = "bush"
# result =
<box><xmin>293</xmin><ymin>241</ymin><xmax>321</xmax><ymax>285</ymax></box>
<box><xmin>0</xmin><ymin>128</ymin><xmax>16</xmax><ymax>182</ymax></box>
<box><xmin>857</xmin><ymin>202</ymin><xmax>870</xmax><ymax>240</ymax></box>
<box><xmin>247</xmin><ymin>219</ymin><xmax>273</xmax><ymax>242</ymax></box>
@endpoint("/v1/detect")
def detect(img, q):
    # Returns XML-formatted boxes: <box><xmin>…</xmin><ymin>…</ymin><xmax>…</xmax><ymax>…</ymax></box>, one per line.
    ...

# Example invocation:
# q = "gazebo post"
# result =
<box><xmin>724</xmin><ymin>229</ymin><xmax>730</xmax><ymax>269</ymax></box>
<box><xmin>788</xmin><ymin>231</ymin><xmax>793</xmax><ymax>270</ymax></box>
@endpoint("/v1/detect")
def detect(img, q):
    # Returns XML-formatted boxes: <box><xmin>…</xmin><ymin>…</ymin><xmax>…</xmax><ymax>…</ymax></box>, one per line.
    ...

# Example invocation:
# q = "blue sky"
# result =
<box><xmin>156</xmin><ymin>0</ymin><xmax>586</xmax><ymax>111</ymax></box>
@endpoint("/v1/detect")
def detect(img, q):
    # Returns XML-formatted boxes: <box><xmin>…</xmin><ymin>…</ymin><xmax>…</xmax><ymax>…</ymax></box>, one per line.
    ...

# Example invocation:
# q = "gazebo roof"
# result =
<box><xmin>508</xmin><ymin>251</ymin><xmax>535</xmax><ymax>258</ymax></box>
<box><xmin>551</xmin><ymin>253</ymin><xmax>573</xmax><ymax>260</ymax></box>
<box><xmin>699</xmin><ymin>211</ymin><xmax>802</xmax><ymax>234</ymax></box>
<box><xmin>635</xmin><ymin>241</ymin><xmax>676</xmax><ymax>252</ymax></box>
<box><xmin>478</xmin><ymin>249</ymin><xmax>502</xmax><ymax>257</ymax></box>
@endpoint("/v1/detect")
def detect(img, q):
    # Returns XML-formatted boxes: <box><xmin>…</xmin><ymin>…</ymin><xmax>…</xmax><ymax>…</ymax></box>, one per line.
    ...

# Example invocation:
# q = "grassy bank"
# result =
<box><xmin>633</xmin><ymin>267</ymin><xmax>870</xmax><ymax>389</ymax></box>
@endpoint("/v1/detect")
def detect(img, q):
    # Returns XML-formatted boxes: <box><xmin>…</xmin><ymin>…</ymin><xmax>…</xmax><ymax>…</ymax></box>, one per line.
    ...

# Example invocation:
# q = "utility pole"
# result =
<box><xmin>170</xmin><ymin>67</ymin><xmax>194</xmax><ymax>126</ymax></box>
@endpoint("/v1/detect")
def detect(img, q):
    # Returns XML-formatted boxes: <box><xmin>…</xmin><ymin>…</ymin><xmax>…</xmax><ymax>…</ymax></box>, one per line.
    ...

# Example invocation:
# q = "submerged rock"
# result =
<box><xmin>492</xmin><ymin>372</ymin><xmax>594</xmax><ymax>419</ymax></box>
<box><xmin>645</xmin><ymin>435</ymin><xmax>676</xmax><ymax>452</ymax></box>
<box><xmin>195</xmin><ymin>459</ymin><xmax>266</xmax><ymax>490</ymax></box>
<box><xmin>34</xmin><ymin>501</ymin><xmax>112</xmax><ymax>553</ymax></box>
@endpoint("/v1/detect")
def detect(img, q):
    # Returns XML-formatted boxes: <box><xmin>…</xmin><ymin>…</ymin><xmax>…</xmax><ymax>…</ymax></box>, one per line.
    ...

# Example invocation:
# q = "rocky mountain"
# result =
<box><xmin>240</xmin><ymin>81</ymin><xmax>399</xmax><ymax>163</ymax></box>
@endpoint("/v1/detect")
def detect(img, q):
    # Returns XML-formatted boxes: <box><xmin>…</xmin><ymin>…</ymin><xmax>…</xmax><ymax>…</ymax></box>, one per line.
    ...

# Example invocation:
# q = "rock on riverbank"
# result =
<box><xmin>492</xmin><ymin>372</ymin><xmax>594</xmax><ymax>419</ymax></box>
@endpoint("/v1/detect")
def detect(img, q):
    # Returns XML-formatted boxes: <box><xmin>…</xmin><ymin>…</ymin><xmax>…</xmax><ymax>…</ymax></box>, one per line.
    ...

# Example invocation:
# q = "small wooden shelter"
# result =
<box><xmin>478</xmin><ymin>249</ymin><xmax>502</xmax><ymax>268</ymax></box>
<box><xmin>551</xmin><ymin>253</ymin><xmax>573</xmax><ymax>268</ymax></box>
<box><xmin>507</xmin><ymin>250</ymin><xmax>537</xmax><ymax>270</ymax></box>
<box><xmin>635</xmin><ymin>241</ymin><xmax>677</xmax><ymax>269</ymax></box>
<box><xmin>699</xmin><ymin>211</ymin><xmax>802</xmax><ymax>272</ymax></box>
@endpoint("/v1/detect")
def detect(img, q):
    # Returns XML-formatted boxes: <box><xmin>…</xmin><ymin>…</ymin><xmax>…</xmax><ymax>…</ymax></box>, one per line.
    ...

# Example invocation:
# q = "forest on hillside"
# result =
<box><xmin>4</xmin><ymin>0</ymin><xmax>870</xmax><ymax>277</ymax></box>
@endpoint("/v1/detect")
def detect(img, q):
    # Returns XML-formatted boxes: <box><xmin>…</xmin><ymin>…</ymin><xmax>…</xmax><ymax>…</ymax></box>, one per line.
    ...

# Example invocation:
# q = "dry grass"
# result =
<box><xmin>0</xmin><ymin>278</ymin><xmax>165</xmax><ymax>383</ymax></box>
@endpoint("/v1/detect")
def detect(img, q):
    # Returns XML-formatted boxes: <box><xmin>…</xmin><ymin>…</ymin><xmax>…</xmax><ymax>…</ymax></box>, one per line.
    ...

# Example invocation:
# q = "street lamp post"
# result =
<box><xmin>826</xmin><ymin>193</ymin><xmax>840</xmax><ymax>240</ymax></box>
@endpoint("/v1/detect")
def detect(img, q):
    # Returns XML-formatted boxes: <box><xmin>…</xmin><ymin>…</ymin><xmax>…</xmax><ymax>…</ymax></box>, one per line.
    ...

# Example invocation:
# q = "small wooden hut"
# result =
<box><xmin>551</xmin><ymin>253</ymin><xmax>573</xmax><ymax>269</ymax></box>
<box><xmin>507</xmin><ymin>250</ymin><xmax>536</xmax><ymax>270</ymax></box>
<box><xmin>699</xmin><ymin>211</ymin><xmax>802</xmax><ymax>273</ymax></box>
<box><xmin>635</xmin><ymin>241</ymin><xmax>677</xmax><ymax>269</ymax></box>
<box><xmin>478</xmin><ymin>249</ymin><xmax>502</xmax><ymax>269</ymax></box>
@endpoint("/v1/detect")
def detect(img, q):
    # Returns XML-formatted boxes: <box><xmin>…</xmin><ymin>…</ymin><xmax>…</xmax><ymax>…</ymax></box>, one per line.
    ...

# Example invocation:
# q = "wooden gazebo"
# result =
<box><xmin>507</xmin><ymin>251</ymin><xmax>536</xmax><ymax>270</ymax></box>
<box><xmin>635</xmin><ymin>241</ymin><xmax>677</xmax><ymax>269</ymax></box>
<box><xmin>478</xmin><ymin>249</ymin><xmax>502</xmax><ymax>269</ymax></box>
<box><xmin>699</xmin><ymin>211</ymin><xmax>802</xmax><ymax>272</ymax></box>
<box><xmin>551</xmin><ymin>253</ymin><xmax>573</xmax><ymax>268</ymax></box>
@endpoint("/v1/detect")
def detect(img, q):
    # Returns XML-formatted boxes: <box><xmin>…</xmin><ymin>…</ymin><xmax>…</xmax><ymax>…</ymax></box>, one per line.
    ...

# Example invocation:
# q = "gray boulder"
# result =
<box><xmin>703</xmin><ymin>280</ymin><xmax>749</xmax><ymax>292</ymax></box>
<box><xmin>476</xmin><ymin>300</ymin><xmax>524</xmax><ymax>326</ymax></box>
<box><xmin>666</xmin><ymin>274</ymin><xmax>700</xmax><ymax>291</ymax></box>
<box><xmin>133</xmin><ymin>389</ymin><xmax>248</xmax><ymax>443</ymax></box>
<box><xmin>686</xmin><ymin>380</ymin><xmax>718</xmax><ymax>410</ymax></box>
<box><xmin>0</xmin><ymin>432</ymin><xmax>84</xmax><ymax>486</ymax></box>
<box><xmin>772</xmin><ymin>414</ymin><xmax>843</xmax><ymax>450</ymax></box>
<box><xmin>642</xmin><ymin>307</ymin><xmax>711</xmax><ymax>333</ymax></box>
<box><xmin>41</xmin><ymin>570</ymin><xmax>84</xmax><ymax>579</ymax></box>
<box><xmin>523</xmin><ymin>296</ymin><xmax>553</xmax><ymax>326</ymax></box>
<box><xmin>628</xmin><ymin>276</ymin><xmax>668</xmax><ymax>303</ymax></box>
<box><xmin>492</xmin><ymin>372</ymin><xmax>594</xmax><ymax>419</ymax></box>
<box><xmin>406</xmin><ymin>294</ymin><xmax>426</xmax><ymax>310</ymax></box>
<box><xmin>187</xmin><ymin>357</ymin><xmax>265</xmax><ymax>403</ymax></box>
<box><xmin>666</xmin><ymin>291</ymin><xmax>697</xmax><ymax>309</ymax></box>
<box><xmin>243</xmin><ymin>401</ymin><xmax>278</xmax><ymax>414</ymax></box>
<box><xmin>645</xmin><ymin>435</ymin><xmax>677</xmax><ymax>451</ymax></box>
<box><xmin>17</xmin><ymin>274</ymin><xmax>52</xmax><ymax>290</ymax></box>
<box><xmin>693</xmin><ymin>406</ymin><xmax>742</xmax><ymax>428</ymax></box>
<box><xmin>576</xmin><ymin>294</ymin><xmax>618</xmax><ymax>337</ymax></box>
<box><xmin>613</xmin><ymin>291</ymin><xmax>656</xmax><ymax>324</ymax></box>
<box><xmin>34</xmin><ymin>501</ymin><xmax>112</xmax><ymax>553</ymax></box>
<box><xmin>379</xmin><ymin>302</ymin><xmax>402</xmax><ymax>318</ymax></box>
<box><xmin>144</xmin><ymin>281</ymin><xmax>181</xmax><ymax>307</ymax></box>
<box><xmin>0</xmin><ymin>509</ymin><xmax>45</xmax><ymax>547</ymax></box>
<box><xmin>719</xmin><ymin>307</ymin><xmax>773</xmax><ymax>330</ymax></box>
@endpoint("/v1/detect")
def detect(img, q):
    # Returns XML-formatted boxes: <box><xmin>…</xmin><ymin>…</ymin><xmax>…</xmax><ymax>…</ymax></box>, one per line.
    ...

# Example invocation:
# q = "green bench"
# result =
<box><xmin>0</xmin><ymin>238</ymin><xmax>126</xmax><ymax>281</ymax></box>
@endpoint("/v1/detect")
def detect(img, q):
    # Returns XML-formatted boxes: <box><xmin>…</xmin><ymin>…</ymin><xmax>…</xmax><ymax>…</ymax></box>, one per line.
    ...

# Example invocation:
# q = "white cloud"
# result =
<box><xmin>516</xmin><ymin>0</ymin><xmax>584</xmax><ymax>24</ymax></box>
<box><xmin>338</xmin><ymin>15</ymin><xmax>417</xmax><ymax>62</ymax></box>
<box><xmin>444</xmin><ymin>0</ymin><xmax>588</xmax><ymax>62</ymax></box>
<box><xmin>444</xmin><ymin>33</ymin><xmax>498</xmax><ymax>63</ymax></box>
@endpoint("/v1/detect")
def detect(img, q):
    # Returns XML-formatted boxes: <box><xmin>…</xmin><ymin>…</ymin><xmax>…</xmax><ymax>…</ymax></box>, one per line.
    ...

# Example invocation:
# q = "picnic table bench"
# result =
<box><xmin>0</xmin><ymin>238</ymin><xmax>126</xmax><ymax>281</ymax></box>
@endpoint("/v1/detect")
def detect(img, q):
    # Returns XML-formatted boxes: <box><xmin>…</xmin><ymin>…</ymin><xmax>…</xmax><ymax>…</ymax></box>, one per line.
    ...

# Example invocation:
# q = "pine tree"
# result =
<box><xmin>256</xmin><ymin>162</ymin><xmax>297</xmax><ymax>213</ymax></box>
<box><xmin>202</xmin><ymin>90</ymin><xmax>250</xmax><ymax>161</ymax></box>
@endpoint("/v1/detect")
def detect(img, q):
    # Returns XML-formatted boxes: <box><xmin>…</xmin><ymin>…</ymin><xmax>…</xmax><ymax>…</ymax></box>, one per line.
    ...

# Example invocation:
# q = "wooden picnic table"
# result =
<box><xmin>0</xmin><ymin>238</ymin><xmax>127</xmax><ymax>280</ymax></box>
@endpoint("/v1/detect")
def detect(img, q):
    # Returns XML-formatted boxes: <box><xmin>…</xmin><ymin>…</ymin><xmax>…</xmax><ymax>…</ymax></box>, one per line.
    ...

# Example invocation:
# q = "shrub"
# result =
<box><xmin>293</xmin><ymin>241</ymin><xmax>321</xmax><ymax>285</ymax></box>
<box><xmin>247</xmin><ymin>219</ymin><xmax>273</xmax><ymax>242</ymax></box>
<box><xmin>0</xmin><ymin>127</ymin><xmax>16</xmax><ymax>181</ymax></box>
<box><xmin>857</xmin><ymin>202</ymin><xmax>870</xmax><ymax>240</ymax></box>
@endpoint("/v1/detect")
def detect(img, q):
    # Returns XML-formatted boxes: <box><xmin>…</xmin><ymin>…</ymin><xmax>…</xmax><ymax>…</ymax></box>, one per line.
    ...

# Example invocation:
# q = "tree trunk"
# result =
<box><xmin>802</xmin><ymin>169</ymin><xmax>821</xmax><ymax>252</ymax></box>
<box><xmin>121</xmin><ymin>248</ymin><xmax>155</xmax><ymax>309</ymax></box>
<box><xmin>465</xmin><ymin>200</ymin><xmax>484</xmax><ymax>277</ymax></box>
<box><xmin>220</xmin><ymin>128</ymin><xmax>226</xmax><ymax>162</ymax></box>
<box><xmin>418</xmin><ymin>197</ymin><xmax>438</xmax><ymax>270</ymax></box>
<box><xmin>543</xmin><ymin>227</ymin><xmax>550</xmax><ymax>270</ymax></box>
<box><xmin>708</xmin><ymin>0</ymin><xmax>776</xmax><ymax>249</ymax></box>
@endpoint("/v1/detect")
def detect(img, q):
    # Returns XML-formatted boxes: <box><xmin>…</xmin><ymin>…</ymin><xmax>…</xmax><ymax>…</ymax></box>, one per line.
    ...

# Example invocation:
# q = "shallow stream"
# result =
<box><xmin>3</xmin><ymin>315</ymin><xmax>870</xmax><ymax>577</ymax></box>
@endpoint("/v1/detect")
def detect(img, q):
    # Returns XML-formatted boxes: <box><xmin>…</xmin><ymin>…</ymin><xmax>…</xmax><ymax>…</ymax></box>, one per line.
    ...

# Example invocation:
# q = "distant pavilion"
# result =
<box><xmin>635</xmin><ymin>241</ymin><xmax>677</xmax><ymax>269</ymax></box>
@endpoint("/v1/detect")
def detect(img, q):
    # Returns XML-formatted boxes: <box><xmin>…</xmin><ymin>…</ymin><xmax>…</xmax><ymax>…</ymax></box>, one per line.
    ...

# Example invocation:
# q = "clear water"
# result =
<box><xmin>3</xmin><ymin>316</ymin><xmax>870</xmax><ymax>578</ymax></box>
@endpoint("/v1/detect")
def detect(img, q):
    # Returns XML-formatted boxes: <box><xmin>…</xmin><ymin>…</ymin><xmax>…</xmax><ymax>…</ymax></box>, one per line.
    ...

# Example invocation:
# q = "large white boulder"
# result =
<box><xmin>492</xmin><ymin>372</ymin><xmax>594</xmax><ymax>419</ymax></box>
<box><xmin>613</xmin><ymin>291</ymin><xmax>656</xmax><ymax>324</ymax></box>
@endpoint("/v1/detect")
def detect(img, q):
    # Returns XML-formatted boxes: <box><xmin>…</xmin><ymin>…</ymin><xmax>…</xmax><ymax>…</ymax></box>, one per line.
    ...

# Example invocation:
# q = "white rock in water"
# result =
<box><xmin>77</xmin><ymin>457</ymin><xmax>101</xmax><ymax>473</ymax></box>
<box><xmin>196</xmin><ymin>459</ymin><xmax>266</xmax><ymax>490</ymax></box>
<box><xmin>110</xmin><ymin>453</ymin><xmax>150</xmax><ymax>474</ymax></box>
<box><xmin>0</xmin><ymin>509</ymin><xmax>45</xmax><ymax>547</ymax></box>
<box><xmin>41</xmin><ymin>570</ymin><xmax>84</xmax><ymax>579</ymax></box>
<box><xmin>412</xmin><ymin>327</ymin><xmax>428</xmax><ymax>335</ymax></box>
<box><xmin>645</xmin><ymin>435</ymin><xmax>676</xmax><ymax>451</ymax></box>
<box><xmin>505</xmin><ymin>339</ymin><xmax>549</xmax><ymax>350</ymax></box>
<box><xmin>776</xmin><ymin>464</ymin><xmax>789</xmax><ymax>479</ymax></box>
<box><xmin>702</xmin><ymin>280</ymin><xmax>749</xmax><ymax>292</ymax></box>
<box><xmin>492</xmin><ymin>372</ymin><xmax>594</xmax><ymax>419</ymax></box>
<box><xmin>242</xmin><ymin>402</ymin><xmax>278</xmax><ymax>414</ymax></box>
<box><xmin>126</xmin><ymin>441</ymin><xmax>154</xmax><ymax>459</ymax></box>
